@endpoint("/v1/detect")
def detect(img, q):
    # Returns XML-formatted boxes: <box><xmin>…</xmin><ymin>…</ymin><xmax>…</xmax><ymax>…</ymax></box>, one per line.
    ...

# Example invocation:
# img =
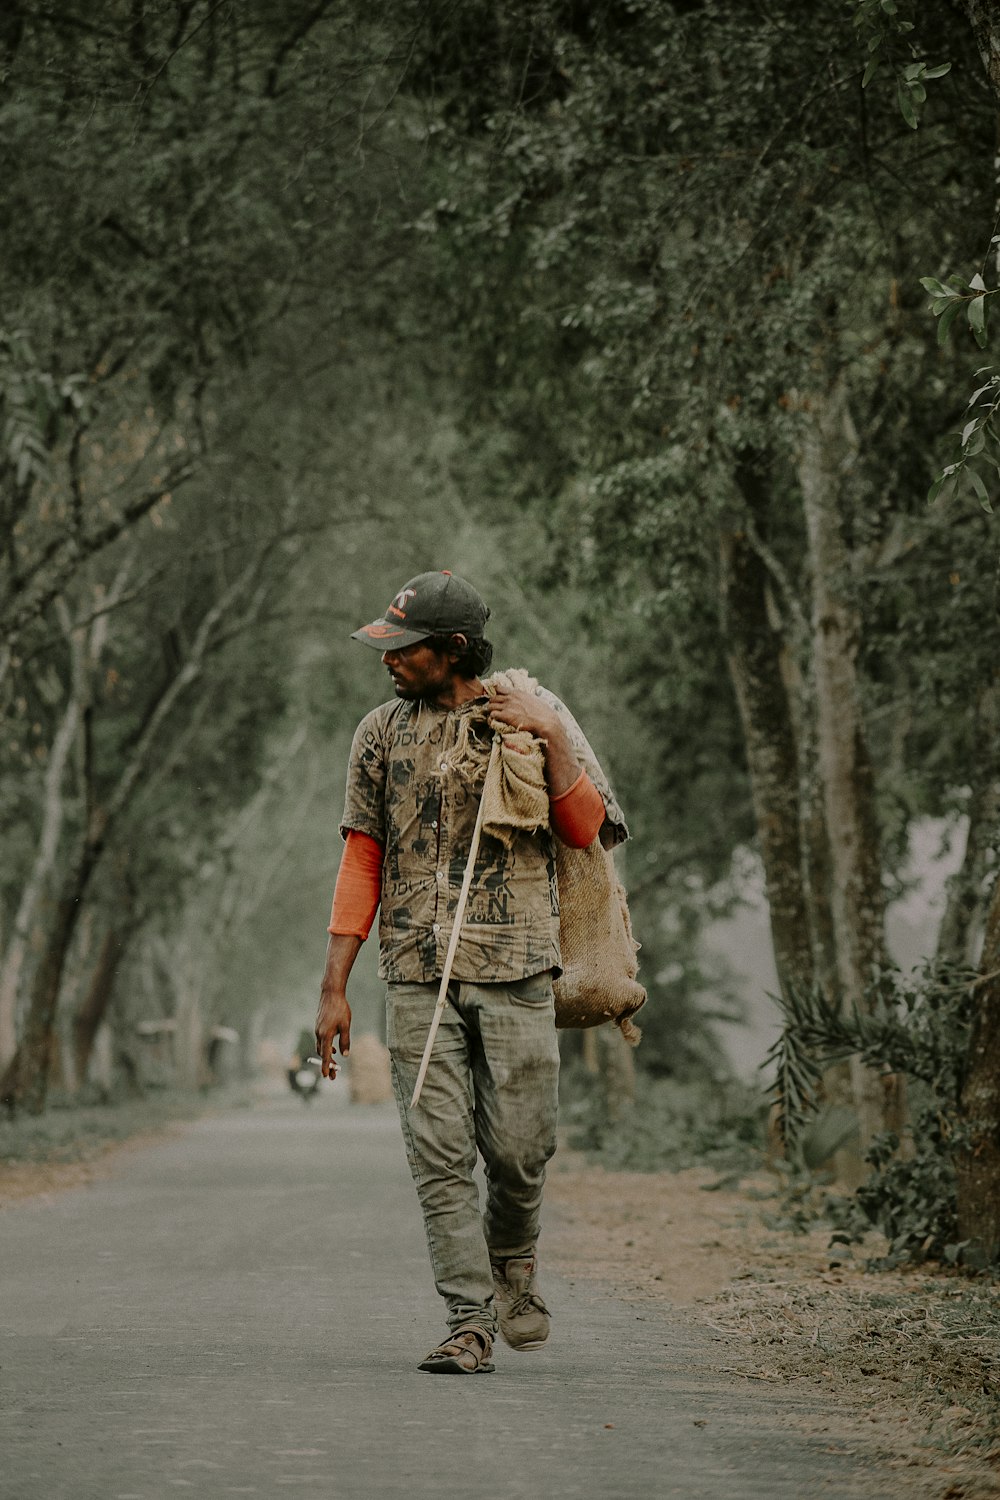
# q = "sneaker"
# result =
<box><xmin>490</xmin><ymin>1253</ymin><xmax>551</xmax><ymax>1350</ymax></box>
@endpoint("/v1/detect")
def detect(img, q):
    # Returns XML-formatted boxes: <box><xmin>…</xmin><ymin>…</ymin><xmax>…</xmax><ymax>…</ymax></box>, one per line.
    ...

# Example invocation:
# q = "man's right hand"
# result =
<box><xmin>315</xmin><ymin>988</ymin><xmax>352</xmax><ymax>1079</ymax></box>
<box><xmin>315</xmin><ymin>932</ymin><xmax>363</xmax><ymax>1079</ymax></box>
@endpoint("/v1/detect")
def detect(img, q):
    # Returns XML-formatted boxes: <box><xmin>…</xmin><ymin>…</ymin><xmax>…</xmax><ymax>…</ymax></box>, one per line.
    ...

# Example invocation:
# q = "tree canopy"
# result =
<box><xmin>4</xmin><ymin>0</ymin><xmax>1000</xmax><ymax>1257</ymax></box>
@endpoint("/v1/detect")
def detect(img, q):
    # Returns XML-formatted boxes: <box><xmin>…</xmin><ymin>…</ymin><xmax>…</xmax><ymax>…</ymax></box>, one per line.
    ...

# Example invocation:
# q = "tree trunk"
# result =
<box><xmin>0</xmin><ymin>636</ymin><xmax>82</xmax><ymax>1066</ymax></box>
<box><xmin>0</xmin><ymin>574</ymin><xmax>131</xmax><ymax>1070</ymax></box>
<box><xmin>798</xmin><ymin>379</ymin><xmax>903</xmax><ymax>1155</ymax></box>
<box><xmin>174</xmin><ymin>984</ymin><xmax>206</xmax><ymax>1090</ymax></box>
<box><xmin>937</xmin><ymin>678</ymin><xmax>1000</xmax><ymax>967</ymax></box>
<box><xmin>2</xmin><ymin>541</ymin><xmax>277</xmax><ymax>1114</ymax></box>
<box><xmin>942</xmin><ymin>0</ymin><xmax>1000</xmax><ymax>1265</ymax></box>
<box><xmin>0</xmin><ymin>832</ymin><xmax>103</xmax><ymax>1114</ymax></box>
<box><xmin>719</xmin><ymin>518</ymin><xmax>815</xmax><ymax>1004</ymax></box>
<box><xmin>721</xmin><ymin>459</ymin><xmax>863</xmax><ymax>1169</ymax></box>
<box><xmin>783</xmin><ymin>662</ymin><xmax>843</xmax><ymax>1010</ymax></box>
<box><xmin>955</xmin><ymin>870</ymin><xmax>1000</xmax><ymax>1262</ymax></box>
<box><xmin>959</xmin><ymin>1</ymin><xmax>1000</xmax><ymax>103</ymax></box>
<box><xmin>72</xmin><ymin>929</ymin><xmax>127</xmax><ymax>1089</ymax></box>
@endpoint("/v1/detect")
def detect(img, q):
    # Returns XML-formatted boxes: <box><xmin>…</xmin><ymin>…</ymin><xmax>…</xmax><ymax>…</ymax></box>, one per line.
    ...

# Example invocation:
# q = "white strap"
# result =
<box><xmin>409</xmin><ymin>735</ymin><xmax>500</xmax><ymax>1108</ymax></box>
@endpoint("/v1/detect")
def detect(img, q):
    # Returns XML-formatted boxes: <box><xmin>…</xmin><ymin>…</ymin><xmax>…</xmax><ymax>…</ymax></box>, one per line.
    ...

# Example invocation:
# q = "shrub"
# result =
<box><xmin>769</xmin><ymin>963</ymin><xmax>974</xmax><ymax>1265</ymax></box>
<box><xmin>560</xmin><ymin>1062</ymin><xmax>766</xmax><ymax>1175</ymax></box>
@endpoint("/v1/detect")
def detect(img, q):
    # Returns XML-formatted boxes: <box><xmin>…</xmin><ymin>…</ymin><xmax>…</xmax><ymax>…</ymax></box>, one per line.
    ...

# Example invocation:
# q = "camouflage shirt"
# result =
<box><xmin>340</xmin><ymin>686</ymin><xmax>627</xmax><ymax>984</ymax></box>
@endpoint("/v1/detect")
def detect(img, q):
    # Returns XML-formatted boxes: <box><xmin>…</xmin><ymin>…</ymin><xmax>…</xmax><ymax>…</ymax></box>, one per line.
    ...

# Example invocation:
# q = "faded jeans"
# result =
<box><xmin>386</xmin><ymin>971</ymin><xmax>561</xmax><ymax>1335</ymax></box>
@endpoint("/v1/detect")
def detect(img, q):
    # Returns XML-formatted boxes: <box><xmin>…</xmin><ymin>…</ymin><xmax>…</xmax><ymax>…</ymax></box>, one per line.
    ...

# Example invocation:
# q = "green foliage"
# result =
<box><xmin>561</xmin><ymin>1065</ymin><xmax>765</xmax><ymax>1175</ymax></box>
<box><xmin>920</xmin><ymin>273</ymin><xmax>993</xmax><ymax>354</ymax></box>
<box><xmin>0</xmin><ymin>1089</ymin><xmax>228</xmax><ymax>1162</ymax></box>
<box><xmin>827</xmin><ymin>1112</ymin><xmax>962</xmax><ymax>1267</ymax></box>
<box><xmin>403</xmin><ymin>0</ymin><xmax>995</xmax><ymax>874</ymax></box>
<box><xmin>0</xmin><ymin>330</ymin><xmax>84</xmax><ymax>489</ymax></box>
<box><xmin>391</xmin><ymin>2</ymin><xmax>1000</xmax><ymax>1148</ymax></box>
<box><xmin>852</xmin><ymin>0</ymin><xmax>952</xmax><ymax>127</ymax></box>
<box><xmin>5</xmin><ymin>0</ymin><xmax>1000</xmax><ymax>1127</ymax></box>
<box><xmin>869</xmin><ymin>0</ymin><xmax>1000</xmax><ymax>518</ymax></box>
<box><xmin>0</xmin><ymin>2</ymin><xmax>434</xmax><ymax>1108</ymax></box>
<box><xmin>920</xmin><ymin>270</ymin><xmax>998</xmax><ymax>516</ymax></box>
<box><xmin>0</xmin><ymin>0</ymin><xmax>414</xmax><ymax>666</ymax></box>
<box><xmin>769</xmin><ymin>964</ymin><xmax>974</xmax><ymax>1141</ymax></box>
<box><xmin>922</xmin><ymin>352</ymin><xmax>1000</xmax><ymax>511</ymax></box>
<box><xmin>769</xmin><ymin>964</ymin><xmax>976</xmax><ymax>1263</ymax></box>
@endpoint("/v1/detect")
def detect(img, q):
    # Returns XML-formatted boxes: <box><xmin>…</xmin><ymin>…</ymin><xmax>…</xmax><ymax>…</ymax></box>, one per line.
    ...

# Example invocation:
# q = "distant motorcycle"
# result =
<box><xmin>287</xmin><ymin>1055</ymin><xmax>322</xmax><ymax>1103</ymax></box>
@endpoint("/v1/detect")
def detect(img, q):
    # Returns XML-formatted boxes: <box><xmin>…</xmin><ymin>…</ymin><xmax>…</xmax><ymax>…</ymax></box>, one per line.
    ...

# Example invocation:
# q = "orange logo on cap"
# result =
<box><xmin>361</xmin><ymin>623</ymin><xmax>405</xmax><ymax>639</ymax></box>
<box><xmin>388</xmin><ymin>587</ymin><xmax>417</xmax><ymax>619</ymax></box>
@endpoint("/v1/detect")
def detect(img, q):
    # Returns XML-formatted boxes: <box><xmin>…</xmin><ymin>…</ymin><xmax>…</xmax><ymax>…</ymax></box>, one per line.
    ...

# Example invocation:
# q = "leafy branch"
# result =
<box><xmin>769</xmin><ymin>965</ymin><xmax>981</xmax><ymax>1265</ymax></box>
<box><xmin>926</xmin><ymin>367</ymin><xmax>1000</xmax><ymax>512</ymax></box>
<box><xmin>0</xmin><ymin>330</ymin><xmax>87</xmax><ymax>492</ymax></box>
<box><xmin>766</xmin><ymin>965</ymin><xmax>975</xmax><ymax>1157</ymax></box>
<box><xmin>920</xmin><ymin>272</ymin><xmax>994</xmax><ymax>350</ymax></box>
<box><xmin>853</xmin><ymin>0</ymin><xmax>1000</xmax><ymax>516</ymax></box>
<box><xmin>852</xmin><ymin>0</ymin><xmax>951</xmax><ymax>128</ymax></box>
<box><xmin>921</xmin><ymin>258</ymin><xmax>1000</xmax><ymax>510</ymax></box>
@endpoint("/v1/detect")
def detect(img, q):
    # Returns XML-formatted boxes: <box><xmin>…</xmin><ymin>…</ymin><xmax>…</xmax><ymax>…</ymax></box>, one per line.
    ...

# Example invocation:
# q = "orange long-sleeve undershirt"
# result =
<box><xmin>328</xmin><ymin>830</ymin><xmax>384</xmax><ymax>939</ymax></box>
<box><xmin>549</xmin><ymin>769</ymin><xmax>606</xmax><ymax>848</ymax></box>
<box><xmin>327</xmin><ymin>771</ymin><xmax>605</xmax><ymax>940</ymax></box>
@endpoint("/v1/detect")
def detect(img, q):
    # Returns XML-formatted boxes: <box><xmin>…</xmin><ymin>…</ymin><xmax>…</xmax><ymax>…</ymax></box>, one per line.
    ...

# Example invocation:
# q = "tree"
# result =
<box><xmin>0</xmin><ymin>0</ymin><xmax>423</xmax><ymax>1109</ymax></box>
<box><xmin>1</xmin><ymin>494</ymin><xmax>298</xmax><ymax>1111</ymax></box>
<box><xmin>390</xmin><ymin>0</ymin><xmax>995</xmax><ymax>1161</ymax></box>
<box><xmin>874</xmin><ymin>0</ymin><xmax>1000</xmax><ymax>1262</ymax></box>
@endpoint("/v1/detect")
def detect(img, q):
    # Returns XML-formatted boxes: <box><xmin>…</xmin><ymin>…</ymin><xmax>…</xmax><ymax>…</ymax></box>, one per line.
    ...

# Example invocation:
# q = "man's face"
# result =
<box><xmin>381</xmin><ymin>641</ymin><xmax>452</xmax><ymax>700</ymax></box>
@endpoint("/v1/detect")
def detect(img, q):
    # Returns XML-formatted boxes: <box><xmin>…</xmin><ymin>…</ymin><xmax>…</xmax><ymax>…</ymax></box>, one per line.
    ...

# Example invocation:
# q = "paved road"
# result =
<box><xmin>3</xmin><ymin>1093</ymin><xmax>892</xmax><ymax>1499</ymax></box>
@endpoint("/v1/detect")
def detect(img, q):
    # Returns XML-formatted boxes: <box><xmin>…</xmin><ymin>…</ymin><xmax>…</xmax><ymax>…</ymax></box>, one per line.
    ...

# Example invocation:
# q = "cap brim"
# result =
<box><xmin>351</xmin><ymin>620</ymin><xmax>431</xmax><ymax>650</ymax></box>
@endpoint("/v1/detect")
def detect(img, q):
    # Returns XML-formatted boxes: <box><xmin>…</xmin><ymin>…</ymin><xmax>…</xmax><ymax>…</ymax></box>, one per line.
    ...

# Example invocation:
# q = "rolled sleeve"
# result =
<box><xmin>340</xmin><ymin>708</ymin><xmax>389</xmax><ymax>844</ymax></box>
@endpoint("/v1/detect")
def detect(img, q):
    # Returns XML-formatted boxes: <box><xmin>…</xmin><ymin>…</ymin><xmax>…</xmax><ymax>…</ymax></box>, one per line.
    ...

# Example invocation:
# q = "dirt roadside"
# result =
<box><xmin>546</xmin><ymin>1154</ymin><xmax>1000</xmax><ymax>1500</ymax></box>
<box><xmin>0</xmin><ymin>1129</ymin><xmax>188</xmax><ymax>1205</ymax></box>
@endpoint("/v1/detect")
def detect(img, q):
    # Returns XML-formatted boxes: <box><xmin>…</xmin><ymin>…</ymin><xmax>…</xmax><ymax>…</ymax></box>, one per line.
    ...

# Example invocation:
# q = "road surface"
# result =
<box><xmin>3</xmin><ymin>1092</ymin><xmax>897</xmax><ymax>1498</ymax></box>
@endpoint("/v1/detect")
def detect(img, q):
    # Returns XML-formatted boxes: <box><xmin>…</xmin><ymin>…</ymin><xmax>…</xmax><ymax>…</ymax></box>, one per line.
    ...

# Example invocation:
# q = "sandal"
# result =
<box><xmin>417</xmin><ymin>1324</ymin><xmax>495</xmax><ymax>1375</ymax></box>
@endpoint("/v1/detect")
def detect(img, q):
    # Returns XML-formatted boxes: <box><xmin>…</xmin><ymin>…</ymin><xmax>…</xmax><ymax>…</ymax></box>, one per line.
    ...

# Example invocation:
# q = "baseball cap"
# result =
<box><xmin>351</xmin><ymin>571</ymin><xmax>490</xmax><ymax>650</ymax></box>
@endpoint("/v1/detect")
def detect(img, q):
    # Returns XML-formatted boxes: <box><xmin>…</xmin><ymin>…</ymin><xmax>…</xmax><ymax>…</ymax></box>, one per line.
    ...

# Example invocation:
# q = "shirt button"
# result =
<box><xmin>436</xmin><ymin>871</ymin><xmax>444</xmax><ymax>882</ymax></box>
<box><xmin>430</xmin><ymin>820</ymin><xmax>438</xmax><ymax>830</ymax></box>
<box><xmin>433</xmin><ymin>923</ymin><xmax>441</xmax><ymax>933</ymax></box>
<box><xmin>439</xmin><ymin>760</ymin><xmax>447</xmax><ymax>772</ymax></box>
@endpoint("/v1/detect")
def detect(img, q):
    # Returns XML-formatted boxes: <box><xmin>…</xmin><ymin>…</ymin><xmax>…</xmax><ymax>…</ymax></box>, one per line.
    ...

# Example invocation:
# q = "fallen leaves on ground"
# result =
<box><xmin>547</xmin><ymin>1152</ymin><xmax>1000</xmax><ymax>1500</ymax></box>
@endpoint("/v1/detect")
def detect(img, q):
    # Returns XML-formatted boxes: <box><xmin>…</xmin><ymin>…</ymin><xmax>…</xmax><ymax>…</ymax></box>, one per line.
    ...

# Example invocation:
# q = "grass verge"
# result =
<box><xmin>0</xmin><ymin>1084</ymin><xmax>255</xmax><ymax>1202</ymax></box>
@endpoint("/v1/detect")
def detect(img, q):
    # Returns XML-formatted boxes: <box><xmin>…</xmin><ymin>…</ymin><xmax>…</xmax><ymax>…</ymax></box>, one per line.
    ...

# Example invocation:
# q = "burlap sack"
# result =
<box><xmin>446</xmin><ymin>671</ymin><xmax>646</xmax><ymax>1043</ymax></box>
<box><xmin>551</xmin><ymin>839</ymin><xmax>645</xmax><ymax>1042</ymax></box>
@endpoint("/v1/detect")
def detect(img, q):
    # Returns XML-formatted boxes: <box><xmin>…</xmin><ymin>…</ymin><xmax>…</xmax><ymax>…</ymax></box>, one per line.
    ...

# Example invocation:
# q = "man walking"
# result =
<box><xmin>316</xmin><ymin>570</ymin><xmax>628</xmax><ymax>1374</ymax></box>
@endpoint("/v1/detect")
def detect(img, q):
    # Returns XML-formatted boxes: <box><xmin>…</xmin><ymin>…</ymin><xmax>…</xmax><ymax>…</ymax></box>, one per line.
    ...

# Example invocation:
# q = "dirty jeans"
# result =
<box><xmin>386</xmin><ymin>971</ymin><xmax>561</xmax><ymax>1335</ymax></box>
